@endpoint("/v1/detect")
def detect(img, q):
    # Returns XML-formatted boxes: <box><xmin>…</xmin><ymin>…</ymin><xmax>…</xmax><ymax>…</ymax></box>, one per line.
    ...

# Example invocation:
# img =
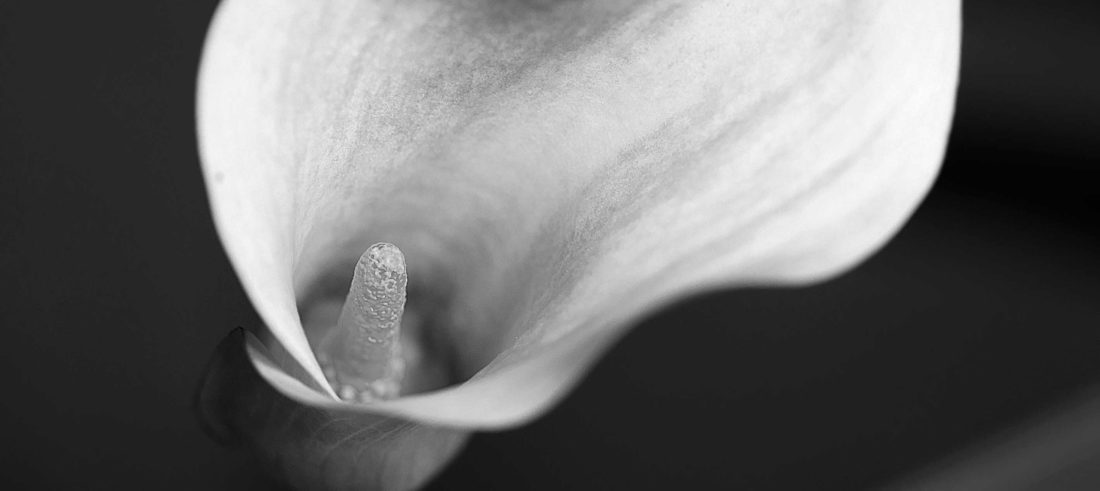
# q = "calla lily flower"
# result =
<box><xmin>194</xmin><ymin>1</ymin><xmax>960</xmax><ymax>489</ymax></box>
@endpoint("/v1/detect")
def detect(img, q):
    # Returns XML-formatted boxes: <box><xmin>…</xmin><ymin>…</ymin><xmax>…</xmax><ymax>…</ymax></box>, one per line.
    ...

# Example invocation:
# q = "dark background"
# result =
<box><xmin>2</xmin><ymin>1</ymin><xmax>1098</xmax><ymax>489</ymax></box>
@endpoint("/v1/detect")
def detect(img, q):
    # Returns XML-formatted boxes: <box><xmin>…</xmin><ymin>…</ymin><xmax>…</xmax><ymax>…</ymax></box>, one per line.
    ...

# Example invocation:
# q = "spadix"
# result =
<box><xmin>317</xmin><ymin>243</ymin><xmax>408</xmax><ymax>402</ymax></box>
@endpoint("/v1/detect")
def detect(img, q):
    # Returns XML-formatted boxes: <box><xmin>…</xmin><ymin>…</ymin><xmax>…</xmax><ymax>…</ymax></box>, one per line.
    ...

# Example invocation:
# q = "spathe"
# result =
<box><xmin>196</xmin><ymin>0</ymin><xmax>959</xmax><ymax>488</ymax></box>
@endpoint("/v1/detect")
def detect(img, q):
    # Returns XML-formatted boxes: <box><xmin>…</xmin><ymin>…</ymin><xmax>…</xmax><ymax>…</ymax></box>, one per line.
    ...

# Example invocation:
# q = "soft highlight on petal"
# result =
<box><xmin>198</xmin><ymin>0</ymin><xmax>960</xmax><ymax>436</ymax></box>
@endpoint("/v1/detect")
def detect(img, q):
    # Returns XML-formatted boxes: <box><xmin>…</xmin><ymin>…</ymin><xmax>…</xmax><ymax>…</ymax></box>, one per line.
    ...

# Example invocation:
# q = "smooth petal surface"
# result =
<box><xmin>198</xmin><ymin>0</ymin><xmax>958</xmax><ymax>432</ymax></box>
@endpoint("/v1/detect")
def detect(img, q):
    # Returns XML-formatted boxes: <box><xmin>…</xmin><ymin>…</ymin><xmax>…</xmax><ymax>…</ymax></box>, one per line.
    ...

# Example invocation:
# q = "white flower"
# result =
<box><xmin>195</xmin><ymin>1</ymin><xmax>959</xmax><ymax>489</ymax></box>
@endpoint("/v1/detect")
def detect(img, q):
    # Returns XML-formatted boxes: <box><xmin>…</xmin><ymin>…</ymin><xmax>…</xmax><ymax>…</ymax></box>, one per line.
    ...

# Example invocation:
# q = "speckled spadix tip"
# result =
<box><xmin>365</xmin><ymin>242</ymin><xmax>405</xmax><ymax>275</ymax></box>
<box><xmin>318</xmin><ymin>242</ymin><xmax>408</xmax><ymax>403</ymax></box>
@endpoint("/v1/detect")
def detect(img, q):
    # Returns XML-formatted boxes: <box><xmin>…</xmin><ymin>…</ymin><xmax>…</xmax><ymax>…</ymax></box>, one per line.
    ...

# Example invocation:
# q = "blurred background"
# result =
<box><xmin>1</xmin><ymin>1</ymin><xmax>1098</xmax><ymax>489</ymax></box>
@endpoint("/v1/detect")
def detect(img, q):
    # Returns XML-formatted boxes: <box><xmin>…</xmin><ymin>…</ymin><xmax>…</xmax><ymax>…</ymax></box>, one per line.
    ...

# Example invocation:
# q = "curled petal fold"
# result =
<box><xmin>196</xmin><ymin>329</ymin><xmax>468</xmax><ymax>490</ymax></box>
